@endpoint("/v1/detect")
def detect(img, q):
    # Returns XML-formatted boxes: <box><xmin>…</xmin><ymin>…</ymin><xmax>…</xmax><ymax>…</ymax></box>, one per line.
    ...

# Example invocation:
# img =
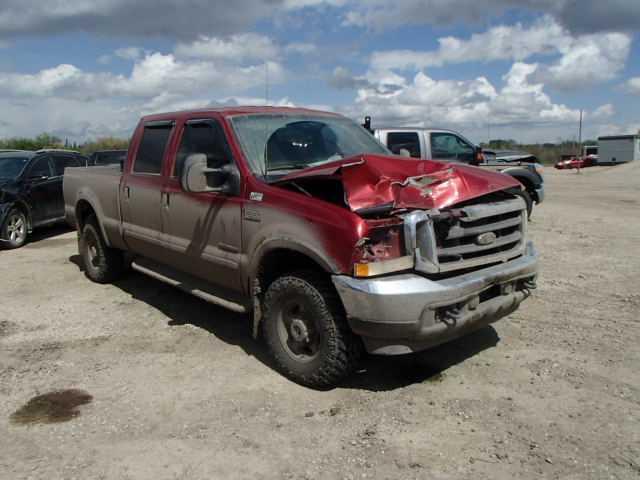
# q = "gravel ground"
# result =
<box><xmin>1</xmin><ymin>162</ymin><xmax>639</xmax><ymax>480</ymax></box>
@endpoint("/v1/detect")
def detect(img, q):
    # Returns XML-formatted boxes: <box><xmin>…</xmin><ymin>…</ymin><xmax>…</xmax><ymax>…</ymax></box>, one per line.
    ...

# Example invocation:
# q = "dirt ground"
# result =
<box><xmin>1</xmin><ymin>162</ymin><xmax>639</xmax><ymax>480</ymax></box>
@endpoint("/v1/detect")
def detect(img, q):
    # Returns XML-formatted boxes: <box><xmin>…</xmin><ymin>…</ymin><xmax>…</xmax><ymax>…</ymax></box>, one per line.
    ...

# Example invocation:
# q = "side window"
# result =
<box><xmin>134</xmin><ymin>123</ymin><xmax>173</xmax><ymax>174</ymax></box>
<box><xmin>52</xmin><ymin>154</ymin><xmax>81</xmax><ymax>176</ymax></box>
<box><xmin>386</xmin><ymin>132</ymin><xmax>421</xmax><ymax>158</ymax></box>
<box><xmin>431</xmin><ymin>133</ymin><xmax>475</xmax><ymax>163</ymax></box>
<box><xmin>174</xmin><ymin>120</ymin><xmax>231</xmax><ymax>178</ymax></box>
<box><xmin>27</xmin><ymin>156</ymin><xmax>52</xmax><ymax>178</ymax></box>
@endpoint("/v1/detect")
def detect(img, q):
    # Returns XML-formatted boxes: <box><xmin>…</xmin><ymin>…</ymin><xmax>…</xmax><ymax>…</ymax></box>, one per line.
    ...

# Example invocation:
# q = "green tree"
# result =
<box><xmin>79</xmin><ymin>137</ymin><xmax>130</xmax><ymax>154</ymax></box>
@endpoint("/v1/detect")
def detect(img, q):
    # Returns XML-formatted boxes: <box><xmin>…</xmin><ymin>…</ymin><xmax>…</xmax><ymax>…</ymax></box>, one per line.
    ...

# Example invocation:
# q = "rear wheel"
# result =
<box><xmin>1</xmin><ymin>209</ymin><xmax>28</xmax><ymax>249</ymax></box>
<box><xmin>262</xmin><ymin>271</ymin><xmax>362</xmax><ymax>389</ymax></box>
<box><xmin>79</xmin><ymin>215</ymin><xmax>126</xmax><ymax>283</ymax></box>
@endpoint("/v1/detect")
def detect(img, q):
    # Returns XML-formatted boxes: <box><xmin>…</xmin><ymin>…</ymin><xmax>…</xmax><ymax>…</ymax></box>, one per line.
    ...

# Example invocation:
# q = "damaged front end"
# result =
<box><xmin>275</xmin><ymin>153</ymin><xmax>538</xmax><ymax>355</ymax></box>
<box><xmin>275</xmin><ymin>153</ymin><xmax>525</xmax><ymax>278</ymax></box>
<box><xmin>275</xmin><ymin>153</ymin><xmax>520</xmax><ymax>216</ymax></box>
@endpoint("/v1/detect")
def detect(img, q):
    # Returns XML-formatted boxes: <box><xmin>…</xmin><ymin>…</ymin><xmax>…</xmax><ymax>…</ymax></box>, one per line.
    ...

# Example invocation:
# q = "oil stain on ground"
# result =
<box><xmin>10</xmin><ymin>389</ymin><xmax>92</xmax><ymax>425</ymax></box>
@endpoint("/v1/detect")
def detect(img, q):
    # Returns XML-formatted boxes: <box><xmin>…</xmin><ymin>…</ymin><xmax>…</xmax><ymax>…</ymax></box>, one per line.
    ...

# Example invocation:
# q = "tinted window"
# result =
<box><xmin>387</xmin><ymin>132</ymin><xmax>421</xmax><ymax>158</ymax></box>
<box><xmin>94</xmin><ymin>151</ymin><xmax>126</xmax><ymax>166</ymax></box>
<box><xmin>0</xmin><ymin>156</ymin><xmax>30</xmax><ymax>179</ymax></box>
<box><xmin>175</xmin><ymin>120</ymin><xmax>230</xmax><ymax>177</ymax></box>
<box><xmin>52</xmin><ymin>154</ymin><xmax>82</xmax><ymax>176</ymax></box>
<box><xmin>431</xmin><ymin>133</ymin><xmax>475</xmax><ymax>163</ymax></box>
<box><xmin>134</xmin><ymin>124</ymin><xmax>173</xmax><ymax>174</ymax></box>
<box><xmin>28</xmin><ymin>157</ymin><xmax>52</xmax><ymax>178</ymax></box>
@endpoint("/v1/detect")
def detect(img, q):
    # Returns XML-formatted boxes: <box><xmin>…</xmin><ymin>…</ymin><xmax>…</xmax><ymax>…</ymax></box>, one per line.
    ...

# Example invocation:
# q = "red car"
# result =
<box><xmin>555</xmin><ymin>155</ymin><xmax>597</xmax><ymax>170</ymax></box>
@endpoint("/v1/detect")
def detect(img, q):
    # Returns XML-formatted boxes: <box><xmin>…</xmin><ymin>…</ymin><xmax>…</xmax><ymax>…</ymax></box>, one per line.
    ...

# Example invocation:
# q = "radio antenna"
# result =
<box><xmin>265</xmin><ymin>61</ymin><xmax>270</xmax><ymax>106</ymax></box>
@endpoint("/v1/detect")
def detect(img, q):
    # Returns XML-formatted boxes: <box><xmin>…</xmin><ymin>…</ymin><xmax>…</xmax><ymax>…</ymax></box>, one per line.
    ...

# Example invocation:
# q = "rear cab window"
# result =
<box><xmin>386</xmin><ymin>132</ymin><xmax>421</xmax><ymax>158</ymax></box>
<box><xmin>133</xmin><ymin>121</ymin><xmax>174</xmax><ymax>174</ymax></box>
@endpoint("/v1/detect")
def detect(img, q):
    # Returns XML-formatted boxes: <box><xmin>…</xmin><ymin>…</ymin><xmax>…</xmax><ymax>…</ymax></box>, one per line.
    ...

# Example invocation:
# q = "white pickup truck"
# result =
<box><xmin>368</xmin><ymin>124</ymin><xmax>545</xmax><ymax>218</ymax></box>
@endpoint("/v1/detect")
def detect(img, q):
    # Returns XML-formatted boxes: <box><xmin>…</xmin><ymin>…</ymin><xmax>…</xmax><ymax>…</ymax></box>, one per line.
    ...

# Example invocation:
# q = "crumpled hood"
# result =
<box><xmin>276</xmin><ymin>153</ymin><xmax>520</xmax><ymax>213</ymax></box>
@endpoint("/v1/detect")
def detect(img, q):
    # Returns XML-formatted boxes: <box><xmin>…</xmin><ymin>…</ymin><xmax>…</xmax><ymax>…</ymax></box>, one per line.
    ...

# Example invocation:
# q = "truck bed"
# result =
<box><xmin>63</xmin><ymin>165</ymin><xmax>123</xmax><ymax>247</ymax></box>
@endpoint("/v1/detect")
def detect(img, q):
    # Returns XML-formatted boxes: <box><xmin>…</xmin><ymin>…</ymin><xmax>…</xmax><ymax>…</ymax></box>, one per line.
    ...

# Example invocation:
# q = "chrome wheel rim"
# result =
<box><xmin>6</xmin><ymin>213</ymin><xmax>26</xmax><ymax>244</ymax></box>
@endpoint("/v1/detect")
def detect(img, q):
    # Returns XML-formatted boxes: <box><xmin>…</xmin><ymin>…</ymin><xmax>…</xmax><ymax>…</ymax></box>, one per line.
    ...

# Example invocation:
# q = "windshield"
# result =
<box><xmin>0</xmin><ymin>157</ymin><xmax>29</xmax><ymax>179</ymax></box>
<box><xmin>230</xmin><ymin>114</ymin><xmax>389</xmax><ymax>175</ymax></box>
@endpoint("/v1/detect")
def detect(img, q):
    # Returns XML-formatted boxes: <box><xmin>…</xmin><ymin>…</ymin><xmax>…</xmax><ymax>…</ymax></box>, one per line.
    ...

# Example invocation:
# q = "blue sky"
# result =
<box><xmin>0</xmin><ymin>0</ymin><xmax>638</xmax><ymax>143</ymax></box>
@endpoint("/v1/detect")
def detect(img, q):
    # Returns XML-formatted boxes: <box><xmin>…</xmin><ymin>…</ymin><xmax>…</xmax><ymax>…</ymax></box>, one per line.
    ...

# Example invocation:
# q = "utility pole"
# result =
<box><xmin>577</xmin><ymin>109</ymin><xmax>583</xmax><ymax>156</ymax></box>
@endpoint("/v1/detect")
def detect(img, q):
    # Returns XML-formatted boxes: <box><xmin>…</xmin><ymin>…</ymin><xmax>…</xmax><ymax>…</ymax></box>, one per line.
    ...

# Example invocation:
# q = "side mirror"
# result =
<box><xmin>181</xmin><ymin>153</ymin><xmax>237</xmax><ymax>194</ymax></box>
<box><xmin>472</xmin><ymin>146</ymin><xmax>484</xmax><ymax>166</ymax></box>
<box><xmin>399</xmin><ymin>148</ymin><xmax>412</xmax><ymax>158</ymax></box>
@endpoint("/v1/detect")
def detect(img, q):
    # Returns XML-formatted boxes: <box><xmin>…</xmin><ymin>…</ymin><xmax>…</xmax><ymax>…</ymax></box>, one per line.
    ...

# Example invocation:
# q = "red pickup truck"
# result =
<box><xmin>64</xmin><ymin>107</ymin><xmax>538</xmax><ymax>388</ymax></box>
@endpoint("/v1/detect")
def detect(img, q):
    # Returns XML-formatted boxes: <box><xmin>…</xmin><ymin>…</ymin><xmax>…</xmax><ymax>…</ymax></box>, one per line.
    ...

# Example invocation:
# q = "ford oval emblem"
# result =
<box><xmin>476</xmin><ymin>232</ymin><xmax>497</xmax><ymax>246</ymax></box>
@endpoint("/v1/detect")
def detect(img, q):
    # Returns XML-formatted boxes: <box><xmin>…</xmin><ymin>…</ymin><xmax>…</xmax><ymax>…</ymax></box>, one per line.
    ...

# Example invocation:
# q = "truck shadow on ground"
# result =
<box><xmin>27</xmin><ymin>224</ymin><xmax>74</xmax><ymax>245</ymax></box>
<box><xmin>70</xmin><ymin>255</ymin><xmax>499</xmax><ymax>392</ymax></box>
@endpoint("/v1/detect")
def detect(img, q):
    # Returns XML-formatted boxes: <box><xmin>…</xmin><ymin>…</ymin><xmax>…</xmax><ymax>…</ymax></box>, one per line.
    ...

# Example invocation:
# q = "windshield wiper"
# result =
<box><xmin>265</xmin><ymin>164</ymin><xmax>309</xmax><ymax>173</ymax></box>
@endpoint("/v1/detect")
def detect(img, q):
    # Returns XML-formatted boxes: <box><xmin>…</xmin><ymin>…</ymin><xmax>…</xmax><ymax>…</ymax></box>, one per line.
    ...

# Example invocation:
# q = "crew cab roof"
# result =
<box><xmin>140</xmin><ymin>106</ymin><xmax>342</xmax><ymax>124</ymax></box>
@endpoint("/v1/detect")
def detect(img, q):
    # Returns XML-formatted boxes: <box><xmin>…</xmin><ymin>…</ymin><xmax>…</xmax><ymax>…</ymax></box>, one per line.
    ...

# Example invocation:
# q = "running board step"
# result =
<box><xmin>131</xmin><ymin>258</ymin><xmax>248</xmax><ymax>313</ymax></box>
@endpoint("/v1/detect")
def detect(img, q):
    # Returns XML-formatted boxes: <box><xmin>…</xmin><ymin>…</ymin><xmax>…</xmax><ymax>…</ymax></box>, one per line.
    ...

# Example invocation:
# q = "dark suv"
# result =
<box><xmin>0</xmin><ymin>149</ymin><xmax>88</xmax><ymax>248</ymax></box>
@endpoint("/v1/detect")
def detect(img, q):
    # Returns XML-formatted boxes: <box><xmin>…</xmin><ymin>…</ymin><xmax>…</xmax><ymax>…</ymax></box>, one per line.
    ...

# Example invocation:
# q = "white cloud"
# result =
<box><xmin>343</xmin><ymin>0</ymin><xmax>640</xmax><ymax>34</ymax></box>
<box><xmin>623</xmin><ymin>77</ymin><xmax>640</xmax><ymax>95</ymax></box>
<box><xmin>370</xmin><ymin>17</ymin><xmax>568</xmax><ymax>70</ymax></box>
<box><xmin>175</xmin><ymin>34</ymin><xmax>279</xmax><ymax>61</ymax></box>
<box><xmin>589</xmin><ymin>104</ymin><xmax>615</xmax><ymax>120</ymax></box>
<box><xmin>115</xmin><ymin>47</ymin><xmax>144</xmax><ymax>61</ymax></box>
<box><xmin>544</xmin><ymin>32</ymin><xmax>631</xmax><ymax>89</ymax></box>
<box><xmin>0</xmin><ymin>54</ymin><xmax>285</xmax><ymax>101</ymax></box>
<box><xmin>284</xmin><ymin>42</ymin><xmax>317</xmax><ymax>54</ymax></box>
<box><xmin>368</xmin><ymin>18</ymin><xmax>631</xmax><ymax>90</ymax></box>
<box><xmin>341</xmin><ymin>62</ymin><xmax>580</xmax><ymax>135</ymax></box>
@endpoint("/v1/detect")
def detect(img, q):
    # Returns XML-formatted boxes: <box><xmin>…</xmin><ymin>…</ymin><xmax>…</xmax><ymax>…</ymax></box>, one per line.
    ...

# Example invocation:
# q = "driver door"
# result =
<box><xmin>24</xmin><ymin>155</ymin><xmax>56</xmax><ymax>224</ymax></box>
<box><xmin>430</xmin><ymin>132</ymin><xmax>476</xmax><ymax>164</ymax></box>
<box><xmin>160</xmin><ymin>117</ymin><xmax>244</xmax><ymax>292</ymax></box>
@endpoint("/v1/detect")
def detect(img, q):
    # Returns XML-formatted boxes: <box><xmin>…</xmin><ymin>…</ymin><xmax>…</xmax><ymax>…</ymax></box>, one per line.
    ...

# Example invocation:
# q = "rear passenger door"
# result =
<box><xmin>121</xmin><ymin>120</ymin><xmax>175</xmax><ymax>262</ymax></box>
<box><xmin>386</xmin><ymin>131</ymin><xmax>423</xmax><ymax>158</ymax></box>
<box><xmin>51</xmin><ymin>153</ymin><xmax>82</xmax><ymax>219</ymax></box>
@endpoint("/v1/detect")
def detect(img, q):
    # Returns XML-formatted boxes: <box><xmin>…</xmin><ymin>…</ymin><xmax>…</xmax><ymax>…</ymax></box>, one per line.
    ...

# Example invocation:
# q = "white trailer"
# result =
<box><xmin>597</xmin><ymin>135</ymin><xmax>640</xmax><ymax>165</ymax></box>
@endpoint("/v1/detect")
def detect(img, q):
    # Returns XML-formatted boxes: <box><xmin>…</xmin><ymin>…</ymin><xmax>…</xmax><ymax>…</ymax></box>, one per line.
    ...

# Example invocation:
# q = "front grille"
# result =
<box><xmin>406</xmin><ymin>197</ymin><xmax>527</xmax><ymax>275</ymax></box>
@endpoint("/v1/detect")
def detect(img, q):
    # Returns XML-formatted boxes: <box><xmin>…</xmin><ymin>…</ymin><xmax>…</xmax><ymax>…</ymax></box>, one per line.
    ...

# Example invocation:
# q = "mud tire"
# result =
<box><xmin>262</xmin><ymin>270</ymin><xmax>363</xmax><ymax>389</ymax></box>
<box><xmin>79</xmin><ymin>215</ymin><xmax>125</xmax><ymax>283</ymax></box>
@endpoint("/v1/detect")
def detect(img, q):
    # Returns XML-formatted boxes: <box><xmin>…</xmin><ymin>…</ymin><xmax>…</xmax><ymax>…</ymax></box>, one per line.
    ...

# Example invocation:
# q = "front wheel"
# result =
<box><xmin>262</xmin><ymin>271</ymin><xmax>363</xmax><ymax>389</ymax></box>
<box><xmin>79</xmin><ymin>215</ymin><xmax>126</xmax><ymax>283</ymax></box>
<box><xmin>1</xmin><ymin>208</ymin><xmax>28</xmax><ymax>249</ymax></box>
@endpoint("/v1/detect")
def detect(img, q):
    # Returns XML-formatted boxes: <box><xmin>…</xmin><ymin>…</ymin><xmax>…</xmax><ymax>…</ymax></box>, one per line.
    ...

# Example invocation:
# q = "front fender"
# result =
<box><xmin>248</xmin><ymin>236</ymin><xmax>339</xmax><ymax>283</ymax></box>
<box><xmin>497</xmin><ymin>166</ymin><xmax>542</xmax><ymax>189</ymax></box>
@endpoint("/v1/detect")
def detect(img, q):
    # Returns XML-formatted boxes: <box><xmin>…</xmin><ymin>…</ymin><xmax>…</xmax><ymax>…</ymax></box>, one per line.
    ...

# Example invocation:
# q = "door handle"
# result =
<box><xmin>123</xmin><ymin>186</ymin><xmax>130</xmax><ymax>199</ymax></box>
<box><xmin>162</xmin><ymin>192</ymin><xmax>170</xmax><ymax>208</ymax></box>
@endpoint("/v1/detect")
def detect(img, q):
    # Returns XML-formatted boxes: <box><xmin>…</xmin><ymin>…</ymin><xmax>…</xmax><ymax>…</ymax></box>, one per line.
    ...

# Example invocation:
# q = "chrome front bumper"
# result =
<box><xmin>332</xmin><ymin>242</ymin><xmax>538</xmax><ymax>355</ymax></box>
